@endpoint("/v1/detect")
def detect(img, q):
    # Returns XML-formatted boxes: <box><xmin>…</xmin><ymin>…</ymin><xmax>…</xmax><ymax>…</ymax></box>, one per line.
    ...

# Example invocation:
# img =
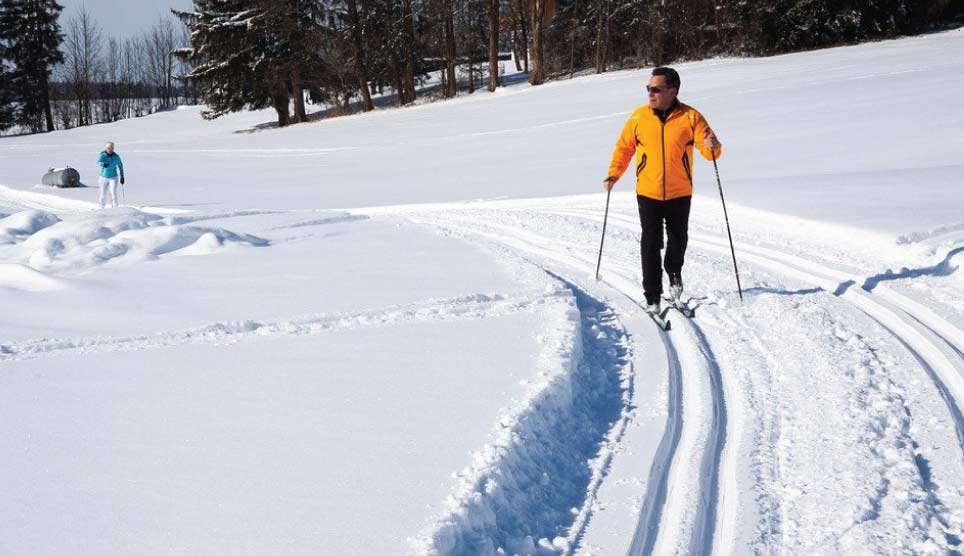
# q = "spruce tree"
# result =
<box><xmin>174</xmin><ymin>0</ymin><xmax>328</xmax><ymax>127</ymax></box>
<box><xmin>0</xmin><ymin>0</ymin><xmax>64</xmax><ymax>132</ymax></box>
<box><xmin>0</xmin><ymin>62</ymin><xmax>15</xmax><ymax>131</ymax></box>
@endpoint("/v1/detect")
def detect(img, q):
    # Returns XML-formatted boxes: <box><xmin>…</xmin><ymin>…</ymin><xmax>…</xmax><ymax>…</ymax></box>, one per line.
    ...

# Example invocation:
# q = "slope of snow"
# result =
<box><xmin>1</xmin><ymin>29</ymin><xmax>961</xmax><ymax>236</ymax></box>
<box><xmin>1</xmin><ymin>312</ymin><xmax>567</xmax><ymax>556</ymax></box>
<box><xmin>1</xmin><ymin>29</ymin><xmax>963</xmax><ymax>556</ymax></box>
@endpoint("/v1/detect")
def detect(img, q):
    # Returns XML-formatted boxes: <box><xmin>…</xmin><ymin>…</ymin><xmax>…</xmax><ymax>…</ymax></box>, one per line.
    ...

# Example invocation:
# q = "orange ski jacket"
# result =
<box><xmin>607</xmin><ymin>101</ymin><xmax>722</xmax><ymax>201</ymax></box>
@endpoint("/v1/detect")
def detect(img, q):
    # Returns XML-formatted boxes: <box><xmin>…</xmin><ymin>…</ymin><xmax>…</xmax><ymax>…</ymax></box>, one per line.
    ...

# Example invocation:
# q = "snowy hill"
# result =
<box><xmin>1</xmin><ymin>29</ymin><xmax>963</xmax><ymax>556</ymax></box>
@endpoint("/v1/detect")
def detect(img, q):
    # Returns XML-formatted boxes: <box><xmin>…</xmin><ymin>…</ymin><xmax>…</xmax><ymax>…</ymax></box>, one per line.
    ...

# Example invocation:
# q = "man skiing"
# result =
<box><xmin>97</xmin><ymin>141</ymin><xmax>125</xmax><ymax>209</ymax></box>
<box><xmin>603</xmin><ymin>67</ymin><xmax>722</xmax><ymax>314</ymax></box>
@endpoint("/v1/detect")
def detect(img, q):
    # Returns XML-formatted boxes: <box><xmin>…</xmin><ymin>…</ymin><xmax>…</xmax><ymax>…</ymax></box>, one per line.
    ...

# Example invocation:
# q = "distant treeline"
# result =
<box><xmin>2</xmin><ymin>0</ymin><xmax>962</xmax><ymax>134</ymax></box>
<box><xmin>0</xmin><ymin>2</ymin><xmax>197</xmax><ymax>135</ymax></box>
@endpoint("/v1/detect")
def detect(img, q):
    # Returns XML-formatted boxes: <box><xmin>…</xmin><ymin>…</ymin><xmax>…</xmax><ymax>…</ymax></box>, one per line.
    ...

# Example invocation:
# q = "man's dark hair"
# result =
<box><xmin>652</xmin><ymin>67</ymin><xmax>680</xmax><ymax>89</ymax></box>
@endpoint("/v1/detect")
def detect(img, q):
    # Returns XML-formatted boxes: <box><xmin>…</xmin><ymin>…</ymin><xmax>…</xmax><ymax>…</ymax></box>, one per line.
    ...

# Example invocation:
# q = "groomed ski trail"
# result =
<box><xmin>560</xmin><ymin>206</ymin><xmax>964</xmax><ymax>459</ymax></box>
<box><xmin>384</xmin><ymin>206</ymin><xmax>731</xmax><ymax>556</ymax></box>
<box><xmin>550</xmin><ymin>201</ymin><xmax>964</xmax><ymax>552</ymax></box>
<box><xmin>361</xmin><ymin>196</ymin><xmax>964</xmax><ymax>554</ymax></box>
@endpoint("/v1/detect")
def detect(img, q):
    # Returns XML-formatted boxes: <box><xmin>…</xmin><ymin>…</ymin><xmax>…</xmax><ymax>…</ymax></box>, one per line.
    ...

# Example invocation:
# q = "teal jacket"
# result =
<box><xmin>98</xmin><ymin>151</ymin><xmax>124</xmax><ymax>179</ymax></box>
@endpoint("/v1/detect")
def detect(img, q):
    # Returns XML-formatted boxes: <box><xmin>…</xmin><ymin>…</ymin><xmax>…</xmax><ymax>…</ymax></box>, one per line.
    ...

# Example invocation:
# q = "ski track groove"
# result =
<box><xmin>552</xmin><ymin>205</ymin><xmax>964</xmax><ymax>460</ymax></box>
<box><xmin>406</xmin><ymin>209</ymin><xmax>728</xmax><ymax>556</ymax></box>
<box><xmin>624</xmin><ymin>328</ymin><xmax>684</xmax><ymax>556</ymax></box>
<box><xmin>411</xmin><ymin>202</ymin><xmax>964</xmax><ymax>554</ymax></box>
<box><xmin>684</xmin><ymin>322</ymin><xmax>728</xmax><ymax>556</ymax></box>
<box><xmin>0</xmin><ymin>290</ymin><xmax>566</xmax><ymax>361</ymax></box>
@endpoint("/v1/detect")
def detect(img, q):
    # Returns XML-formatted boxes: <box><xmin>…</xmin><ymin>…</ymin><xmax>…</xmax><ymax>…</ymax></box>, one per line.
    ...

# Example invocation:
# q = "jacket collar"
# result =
<box><xmin>648</xmin><ymin>99</ymin><xmax>683</xmax><ymax>122</ymax></box>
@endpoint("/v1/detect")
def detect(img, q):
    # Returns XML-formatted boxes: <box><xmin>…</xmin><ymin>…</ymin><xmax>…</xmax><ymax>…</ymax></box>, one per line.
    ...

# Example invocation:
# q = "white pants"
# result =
<box><xmin>98</xmin><ymin>177</ymin><xmax>119</xmax><ymax>208</ymax></box>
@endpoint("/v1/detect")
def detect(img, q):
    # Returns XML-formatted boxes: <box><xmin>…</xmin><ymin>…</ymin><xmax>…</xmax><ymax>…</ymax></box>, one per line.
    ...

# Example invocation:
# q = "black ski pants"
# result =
<box><xmin>637</xmin><ymin>195</ymin><xmax>691</xmax><ymax>305</ymax></box>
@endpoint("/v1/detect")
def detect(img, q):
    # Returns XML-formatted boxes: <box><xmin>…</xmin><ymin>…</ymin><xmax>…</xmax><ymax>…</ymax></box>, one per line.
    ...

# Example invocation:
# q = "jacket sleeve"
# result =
<box><xmin>607</xmin><ymin>113</ymin><xmax>638</xmax><ymax>180</ymax></box>
<box><xmin>97</xmin><ymin>152</ymin><xmax>108</xmax><ymax>168</ymax></box>
<box><xmin>693</xmin><ymin>111</ymin><xmax>722</xmax><ymax>161</ymax></box>
<box><xmin>116</xmin><ymin>155</ymin><xmax>124</xmax><ymax>177</ymax></box>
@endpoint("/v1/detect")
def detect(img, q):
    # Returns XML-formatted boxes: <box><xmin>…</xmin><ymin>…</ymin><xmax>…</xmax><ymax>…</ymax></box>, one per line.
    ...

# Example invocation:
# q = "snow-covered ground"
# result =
<box><xmin>1</xmin><ymin>28</ymin><xmax>963</xmax><ymax>556</ymax></box>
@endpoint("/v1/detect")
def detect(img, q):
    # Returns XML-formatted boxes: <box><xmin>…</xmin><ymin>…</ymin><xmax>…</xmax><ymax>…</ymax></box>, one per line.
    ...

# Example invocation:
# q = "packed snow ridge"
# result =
<box><xmin>414</xmin><ymin>283</ymin><xmax>634</xmax><ymax>555</ymax></box>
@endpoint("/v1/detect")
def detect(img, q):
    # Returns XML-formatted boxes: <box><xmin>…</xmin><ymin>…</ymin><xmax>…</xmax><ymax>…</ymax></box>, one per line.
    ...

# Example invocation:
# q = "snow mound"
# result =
<box><xmin>0</xmin><ymin>263</ymin><xmax>64</xmax><ymax>292</ymax></box>
<box><xmin>0</xmin><ymin>208</ymin><xmax>268</xmax><ymax>274</ymax></box>
<box><xmin>172</xmin><ymin>231</ymin><xmax>226</xmax><ymax>256</ymax></box>
<box><xmin>0</xmin><ymin>210</ymin><xmax>61</xmax><ymax>244</ymax></box>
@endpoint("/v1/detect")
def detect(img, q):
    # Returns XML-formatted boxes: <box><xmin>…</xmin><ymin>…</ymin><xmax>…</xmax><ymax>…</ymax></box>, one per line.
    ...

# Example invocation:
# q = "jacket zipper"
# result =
<box><xmin>660</xmin><ymin>120</ymin><xmax>667</xmax><ymax>200</ymax></box>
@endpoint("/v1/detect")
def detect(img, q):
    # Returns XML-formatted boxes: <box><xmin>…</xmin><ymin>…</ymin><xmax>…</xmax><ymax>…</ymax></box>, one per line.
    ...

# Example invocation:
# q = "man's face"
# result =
<box><xmin>105</xmin><ymin>146</ymin><xmax>113</xmax><ymax>154</ymax></box>
<box><xmin>647</xmin><ymin>75</ymin><xmax>678</xmax><ymax>111</ymax></box>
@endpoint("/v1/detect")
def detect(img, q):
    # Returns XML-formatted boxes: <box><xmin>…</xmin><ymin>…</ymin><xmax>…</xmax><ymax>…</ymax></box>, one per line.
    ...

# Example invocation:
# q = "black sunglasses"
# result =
<box><xmin>646</xmin><ymin>85</ymin><xmax>674</xmax><ymax>94</ymax></box>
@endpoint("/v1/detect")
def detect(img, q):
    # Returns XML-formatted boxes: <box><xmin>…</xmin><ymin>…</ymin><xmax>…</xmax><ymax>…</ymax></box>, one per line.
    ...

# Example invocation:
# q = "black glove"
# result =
<box><xmin>102</xmin><ymin>162</ymin><xmax>109</xmax><ymax>168</ymax></box>
<box><xmin>120</xmin><ymin>177</ymin><xmax>125</xmax><ymax>185</ymax></box>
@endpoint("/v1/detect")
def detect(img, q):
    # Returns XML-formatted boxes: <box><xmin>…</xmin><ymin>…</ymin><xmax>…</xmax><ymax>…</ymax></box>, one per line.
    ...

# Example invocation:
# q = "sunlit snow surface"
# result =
<box><xmin>1</xmin><ymin>29</ymin><xmax>963</xmax><ymax>556</ymax></box>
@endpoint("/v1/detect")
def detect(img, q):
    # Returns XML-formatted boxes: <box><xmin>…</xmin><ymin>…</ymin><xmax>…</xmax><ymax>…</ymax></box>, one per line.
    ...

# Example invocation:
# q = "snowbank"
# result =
<box><xmin>0</xmin><ymin>208</ymin><xmax>268</xmax><ymax>273</ymax></box>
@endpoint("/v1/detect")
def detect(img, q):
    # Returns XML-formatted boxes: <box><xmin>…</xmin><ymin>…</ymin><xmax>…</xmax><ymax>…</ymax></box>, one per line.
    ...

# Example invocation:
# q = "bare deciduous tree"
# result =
<box><xmin>143</xmin><ymin>16</ymin><xmax>177</xmax><ymax>109</ymax></box>
<box><xmin>63</xmin><ymin>5</ymin><xmax>102</xmax><ymax>126</ymax></box>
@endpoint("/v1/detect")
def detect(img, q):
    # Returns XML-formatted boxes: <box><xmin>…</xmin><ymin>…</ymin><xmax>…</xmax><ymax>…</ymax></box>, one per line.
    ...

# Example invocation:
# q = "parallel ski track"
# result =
<box><xmin>0</xmin><ymin>290</ymin><xmax>563</xmax><ymax>361</ymax></box>
<box><xmin>405</xmin><ymin>209</ymin><xmax>728</xmax><ymax>556</ymax></box>
<box><xmin>555</xmin><ymin>206</ymin><xmax>964</xmax><ymax>458</ymax></box>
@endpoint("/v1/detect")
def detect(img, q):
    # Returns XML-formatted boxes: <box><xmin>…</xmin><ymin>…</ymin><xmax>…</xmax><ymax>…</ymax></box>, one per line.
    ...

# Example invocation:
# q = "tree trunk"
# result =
<box><xmin>290</xmin><ymin>69</ymin><xmax>307</xmax><ymax>123</ymax></box>
<box><xmin>272</xmin><ymin>86</ymin><xmax>290</xmax><ymax>127</ymax></box>
<box><xmin>346</xmin><ymin>0</ymin><xmax>374</xmax><ymax>111</ymax></box>
<box><xmin>444</xmin><ymin>0</ymin><xmax>458</xmax><ymax>98</ymax></box>
<box><xmin>488</xmin><ymin>0</ymin><xmax>500</xmax><ymax>91</ymax></box>
<box><xmin>393</xmin><ymin>55</ymin><xmax>405</xmax><ymax>106</ymax></box>
<box><xmin>39</xmin><ymin>72</ymin><xmax>55</xmax><ymax>132</ymax></box>
<box><xmin>594</xmin><ymin>0</ymin><xmax>607</xmax><ymax>73</ymax></box>
<box><xmin>605</xmin><ymin>3</ymin><xmax>613</xmax><ymax>68</ymax></box>
<box><xmin>652</xmin><ymin>4</ymin><xmax>667</xmax><ymax>65</ymax></box>
<box><xmin>511</xmin><ymin>26</ymin><xmax>522</xmax><ymax>71</ymax></box>
<box><xmin>568</xmin><ymin>0</ymin><xmax>578</xmax><ymax>78</ymax></box>
<box><xmin>166</xmin><ymin>54</ymin><xmax>173</xmax><ymax>108</ymax></box>
<box><xmin>517</xmin><ymin>0</ymin><xmax>530</xmax><ymax>73</ymax></box>
<box><xmin>402</xmin><ymin>0</ymin><xmax>417</xmax><ymax>103</ymax></box>
<box><xmin>529</xmin><ymin>0</ymin><xmax>546</xmax><ymax>84</ymax></box>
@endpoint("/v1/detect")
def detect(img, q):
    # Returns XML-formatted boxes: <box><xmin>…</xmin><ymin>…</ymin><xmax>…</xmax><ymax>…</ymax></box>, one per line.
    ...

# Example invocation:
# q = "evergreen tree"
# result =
<box><xmin>357</xmin><ymin>0</ymin><xmax>422</xmax><ymax>104</ymax></box>
<box><xmin>174</xmin><ymin>0</ymin><xmax>328</xmax><ymax>127</ymax></box>
<box><xmin>0</xmin><ymin>0</ymin><xmax>65</xmax><ymax>132</ymax></box>
<box><xmin>339</xmin><ymin>0</ymin><xmax>375</xmax><ymax>110</ymax></box>
<box><xmin>0</xmin><ymin>61</ymin><xmax>15</xmax><ymax>131</ymax></box>
<box><xmin>732</xmin><ymin>0</ymin><xmax>953</xmax><ymax>54</ymax></box>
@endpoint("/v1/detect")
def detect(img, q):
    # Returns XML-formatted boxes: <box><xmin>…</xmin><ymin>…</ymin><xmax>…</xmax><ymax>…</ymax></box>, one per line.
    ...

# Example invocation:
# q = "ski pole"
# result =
<box><xmin>595</xmin><ymin>186</ymin><xmax>612</xmax><ymax>281</ymax></box>
<box><xmin>711</xmin><ymin>151</ymin><xmax>743</xmax><ymax>302</ymax></box>
<box><xmin>121</xmin><ymin>181</ymin><xmax>127</xmax><ymax>205</ymax></box>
